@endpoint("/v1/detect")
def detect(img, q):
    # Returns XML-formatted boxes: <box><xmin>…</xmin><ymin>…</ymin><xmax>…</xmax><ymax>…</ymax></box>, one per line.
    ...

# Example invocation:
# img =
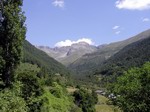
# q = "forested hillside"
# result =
<box><xmin>23</xmin><ymin>40</ymin><xmax>71</xmax><ymax>76</ymax></box>
<box><xmin>69</xmin><ymin>29</ymin><xmax>150</xmax><ymax>78</ymax></box>
<box><xmin>95</xmin><ymin>36</ymin><xmax>150</xmax><ymax>83</ymax></box>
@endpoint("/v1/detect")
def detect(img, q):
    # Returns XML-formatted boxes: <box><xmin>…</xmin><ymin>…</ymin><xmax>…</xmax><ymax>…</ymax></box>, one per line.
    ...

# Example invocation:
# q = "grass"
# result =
<box><xmin>67</xmin><ymin>87</ymin><xmax>121</xmax><ymax>112</ymax></box>
<box><xmin>41</xmin><ymin>85</ymin><xmax>73</xmax><ymax>112</ymax></box>
<box><xmin>95</xmin><ymin>95</ymin><xmax>121</xmax><ymax>112</ymax></box>
<box><xmin>66</xmin><ymin>87</ymin><xmax>77</xmax><ymax>93</ymax></box>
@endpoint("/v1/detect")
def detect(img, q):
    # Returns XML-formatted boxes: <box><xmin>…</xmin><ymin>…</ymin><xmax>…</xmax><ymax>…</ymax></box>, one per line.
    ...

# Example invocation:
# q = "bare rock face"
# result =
<box><xmin>36</xmin><ymin>42</ymin><xmax>98</xmax><ymax>66</ymax></box>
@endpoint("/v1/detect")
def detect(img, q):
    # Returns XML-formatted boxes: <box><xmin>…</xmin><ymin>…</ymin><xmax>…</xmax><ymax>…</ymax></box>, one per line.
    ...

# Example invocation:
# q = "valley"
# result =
<box><xmin>1</xmin><ymin>0</ymin><xmax>150</xmax><ymax>112</ymax></box>
<box><xmin>35</xmin><ymin>29</ymin><xmax>150</xmax><ymax>112</ymax></box>
<box><xmin>37</xmin><ymin>29</ymin><xmax>150</xmax><ymax>80</ymax></box>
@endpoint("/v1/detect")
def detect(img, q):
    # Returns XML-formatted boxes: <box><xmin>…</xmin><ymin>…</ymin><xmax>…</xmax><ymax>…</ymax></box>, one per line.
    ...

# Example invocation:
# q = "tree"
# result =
<box><xmin>0</xmin><ymin>88</ymin><xmax>28</xmax><ymax>112</ymax></box>
<box><xmin>73</xmin><ymin>88</ymin><xmax>98</xmax><ymax>112</ymax></box>
<box><xmin>0</xmin><ymin>0</ymin><xmax>26</xmax><ymax>87</ymax></box>
<box><xmin>16</xmin><ymin>63</ymin><xmax>44</xmax><ymax>112</ymax></box>
<box><xmin>111</xmin><ymin>62</ymin><xmax>150</xmax><ymax>112</ymax></box>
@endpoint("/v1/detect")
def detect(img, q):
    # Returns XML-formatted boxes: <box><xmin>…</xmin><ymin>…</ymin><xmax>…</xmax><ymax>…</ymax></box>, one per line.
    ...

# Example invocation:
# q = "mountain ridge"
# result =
<box><xmin>94</xmin><ymin>34</ymin><xmax>150</xmax><ymax>85</ymax></box>
<box><xmin>35</xmin><ymin>29</ymin><xmax>150</xmax><ymax>79</ymax></box>
<box><xmin>37</xmin><ymin>42</ymin><xmax>98</xmax><ymax>66</ymax></box>
<box><xmin>68</xmin><ymin>29</ymin><xmax>150</xmax><ymax>78</ymax></box>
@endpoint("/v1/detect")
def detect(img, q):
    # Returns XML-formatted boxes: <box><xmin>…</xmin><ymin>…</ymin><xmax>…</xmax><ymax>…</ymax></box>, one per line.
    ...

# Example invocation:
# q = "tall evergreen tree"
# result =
<box><xmin>0</xmin><ymin>0</ymin><xmax>26</xmax><ymax>87</ymax></box>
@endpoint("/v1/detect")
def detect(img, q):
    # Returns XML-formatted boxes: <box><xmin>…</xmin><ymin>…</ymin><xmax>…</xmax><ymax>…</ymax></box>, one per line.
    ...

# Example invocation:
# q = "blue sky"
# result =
<box><xmin>23</xmin><ymin>0</ymin><xmax>150</xmax><ymax>47</ymax></box>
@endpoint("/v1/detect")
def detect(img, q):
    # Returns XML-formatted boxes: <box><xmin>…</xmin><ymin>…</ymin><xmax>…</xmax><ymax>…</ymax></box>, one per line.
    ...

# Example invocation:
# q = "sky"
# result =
<box><xmin>22</xmin><ymin>0</ymin><xmax>150</xmax><ymax>47</ymax></box>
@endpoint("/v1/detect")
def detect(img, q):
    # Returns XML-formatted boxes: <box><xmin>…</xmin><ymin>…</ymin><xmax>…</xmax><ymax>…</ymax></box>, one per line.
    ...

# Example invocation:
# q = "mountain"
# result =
<box><xmin>97</xmin><ymin>35</ymin><xmax>150</xmax><ymax>77</ymax></box>
<box><xmin>23</xmin><ymin>40</ymin><xmax>71</xmax><ymax>76</ymax></box>
<box><xmin>37</xmin><ymin>42</ymin><xmax>98</xmax><ymax>66</ymax></box>
<box><xmin>68</xmin><ymin>29</ymin><xmax>150</xmax><ymax>78</ymax></box>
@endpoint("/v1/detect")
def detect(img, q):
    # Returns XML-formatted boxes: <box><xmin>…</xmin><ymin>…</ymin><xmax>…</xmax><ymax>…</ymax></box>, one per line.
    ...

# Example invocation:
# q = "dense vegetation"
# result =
<box><xmin>96</xmin><ymin>36</ymin><xmax>150</xmax><ymax>84</ymax></box>
<box><xmin>0</xmin><ymin>62</ymin><xmax>98</xmax><ymax>112</ymax></box>
<box><xmin>1</xmin><ymin>0</ymin><xmax>150</xmax><ymax>112</ymax></box>
<box><xmin>110</xmin><ymin>62</ymin><xmax>150</xmax><ymax>112</ymax></box>
<box><xmin>68</xmin><ymin>29</ymin><xmax>150</xmax><ymax>79</ymax></box>
<box><xmin>0</xmin><ymin>63</ymin><xmax>75</xmax><ymax>112</ymax></box>
<box><xmin>23</xmin><ymin>40</ymin><xmax>71</xmax><ymax>77</ymax></box>
<box><xmin>0</xmin><ymin>1</ymin><xmax>99</xmax><ymax>112</ymax></box>
<box><xmin>73</xmin><ymin>88</ymin><xmax>98</xmax><ymax>112</ymax></box>
<box><xmin>0</xmin><ymin>0</ymin><xmax>26</xmax><ymax>87</ymax></box>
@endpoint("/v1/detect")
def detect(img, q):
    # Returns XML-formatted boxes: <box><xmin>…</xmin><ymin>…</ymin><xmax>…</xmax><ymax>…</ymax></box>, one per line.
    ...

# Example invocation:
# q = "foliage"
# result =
<box><xmin>96</xmin><ymin>36</ymin><xmax>150</xmax><ymax>85</ymax></box>
<box><xmin>41</xmin><ymin>82</ymin><xmax>74</xmax><ymax>112</ymax></box>
<box><xmin>0</xmin><ymin>0</ymin><xmax>26</xmax><ymax>86</ymax></box>
<box><xmin>0</xmin><ymin>83</ymin><xmax>28</xmax><ymax>112</ymax></box>
<box><xmin>23</xmin><ymin>40</ymin><xmax>71</xmax><ymax>77</ymax></box>
<box><xmin>15</xmin><ymin>63</ymin><xmax>44</xmax><ymax>112</ymax></box>
<box><xmin>0</xmin><ymin>1</ymin><xmax>75</xmax><ymax>111</ymax></box>
<box><xmin>73</xmin><ymin>88</ymin><xmax>98</xmax><ymax>112</ymax></box>
<box><xmin>69</xmin><ymin>105</ymin><xmax>83</xmax><ymax>112</ymax></box>
<box><xmin>50</xmin><ymin>82</ymin><xmax>67</xmax><ymax>98</ymax></box>
<box><xmin>14</xmin><ymin>63</ymin><xmax>74</xmax><ymax>112</ymax></box>
<box><xmin>17</xmin><ymin>71</ymin><xmax>43</xmax><ymax>100</ymax></box>
<box><xmin>69</xmin><ymin>30</ymin><xmax>150</xmax><ymax>81</ymax></box>
<box><xmin>111</xmin><ymin>62</ymin><xmax>150</xmax><ymax>112</ymax></box>
<box><xmin>22</xmin><ymin>40</ymin><xmax>74</xmax><ymax>86</ymax></box>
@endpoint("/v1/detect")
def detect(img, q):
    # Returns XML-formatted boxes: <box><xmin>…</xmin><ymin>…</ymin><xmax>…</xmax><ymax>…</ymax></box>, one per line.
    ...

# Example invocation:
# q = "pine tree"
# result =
<box><xmin>0</xmin><ymin>0</ymin><xmax>26</xmax><ymax>87</ymax></box>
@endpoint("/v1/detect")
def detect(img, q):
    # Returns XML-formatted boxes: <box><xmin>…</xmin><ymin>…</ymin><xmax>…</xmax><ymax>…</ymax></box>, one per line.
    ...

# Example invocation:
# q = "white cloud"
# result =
<box><xmin>52</xmin><ymin>0</ymin><xmax>64</xmax><ymax>8</ymax></box>
<box><xmin>112</xmin><ymin>25</ymin><xmax>120</xmax><ymax>30</ymax></box>
<box><xmin>143</xmin><ymin>18</ymin><xmax>150</xmax><ymax>22</ymax></box>
<box><xmin>112</xmin><ymin>26</ymin><xmax>121</xmax><ymax>34</ymax></box>
<box><xmin>55</xmin><ymin>38</ymin><xmax>94</xmax><ymax>47</ymax></box>
<box><xmin>55</xmin><ymin>40</ymin><xmax>73</xmax><ymax>47</ymax></box>
<box><xmin>116</xmin><ymin>0</ymin><xmax>150</xmax><ymax>10</ymax></box>
<box><xmin>115</xmin><ymin>31</ymin><xmax>121</xmax><ymax>34</ymax></box>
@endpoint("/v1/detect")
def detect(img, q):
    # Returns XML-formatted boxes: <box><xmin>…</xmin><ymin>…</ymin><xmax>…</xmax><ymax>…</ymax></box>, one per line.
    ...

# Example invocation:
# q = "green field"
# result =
<box><xmin>95</xmin><ymin>95</ymin><xmax>121</xmax><ymax>112</ymax></box>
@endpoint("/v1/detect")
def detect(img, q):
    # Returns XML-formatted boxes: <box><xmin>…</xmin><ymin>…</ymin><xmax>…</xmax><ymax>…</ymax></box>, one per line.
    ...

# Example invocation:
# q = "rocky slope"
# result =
<box><xmin>37</xmin><ymin>42</ymin><xmax>98</xmax><ymax>66</ymax></box>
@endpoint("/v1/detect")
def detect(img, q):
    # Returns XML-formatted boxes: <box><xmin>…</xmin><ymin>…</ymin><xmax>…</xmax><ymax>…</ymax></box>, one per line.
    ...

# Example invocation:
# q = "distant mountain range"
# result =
<box><xmin>37</xmin><ymin>42</ymin><xmax>98</xmax><ymax>66</ymax></box>
<box><xmin>36</xmin><ymin>29</ymin><xmax>150</xmax><ymax>78</ymax></box>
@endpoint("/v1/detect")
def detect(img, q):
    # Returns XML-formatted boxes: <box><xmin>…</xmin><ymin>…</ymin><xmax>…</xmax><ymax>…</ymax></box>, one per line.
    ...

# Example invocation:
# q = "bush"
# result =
<box><xmin>73</xmin><ymin>88</ymin><xmax>98</xmax><ymax>112</ymax></box>
<box><xmin>0</xmin><ymin>87</ymin><xmax>28</xmax><ymax>112</ymax></box>
<box><xmin>41</xmin><ymin>83</ymin><xmax>74</xmax><ymax>112</ymax></box>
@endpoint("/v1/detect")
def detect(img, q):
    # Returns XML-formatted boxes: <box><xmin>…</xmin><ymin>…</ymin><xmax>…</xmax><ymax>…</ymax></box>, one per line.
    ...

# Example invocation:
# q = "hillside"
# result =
<box><xmin>37</xmin><ymin>42</ymin><xmax>98</xmax><ymax>66</ymax></box>
<box><xmin>96</xmin><ymin>35</ymin><xmax>150</xmax><ymax>80</ymax></box>
<box><xmin>68</xmin><ymin>29</ymin><xmax>150</xmax><ymax>78</ymax></box>
<box><xmin>23</xmin><ymin>40</ymin><xmax>71</xmax><ymax>76</ymax></box>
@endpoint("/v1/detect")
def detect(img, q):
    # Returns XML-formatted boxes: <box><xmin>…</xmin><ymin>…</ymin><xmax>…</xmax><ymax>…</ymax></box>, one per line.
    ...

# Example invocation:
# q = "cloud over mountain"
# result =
<box><xmin>55</xmin><ymin>38</ymin><xmax>94</xmax><ymax>47</ymax></box>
